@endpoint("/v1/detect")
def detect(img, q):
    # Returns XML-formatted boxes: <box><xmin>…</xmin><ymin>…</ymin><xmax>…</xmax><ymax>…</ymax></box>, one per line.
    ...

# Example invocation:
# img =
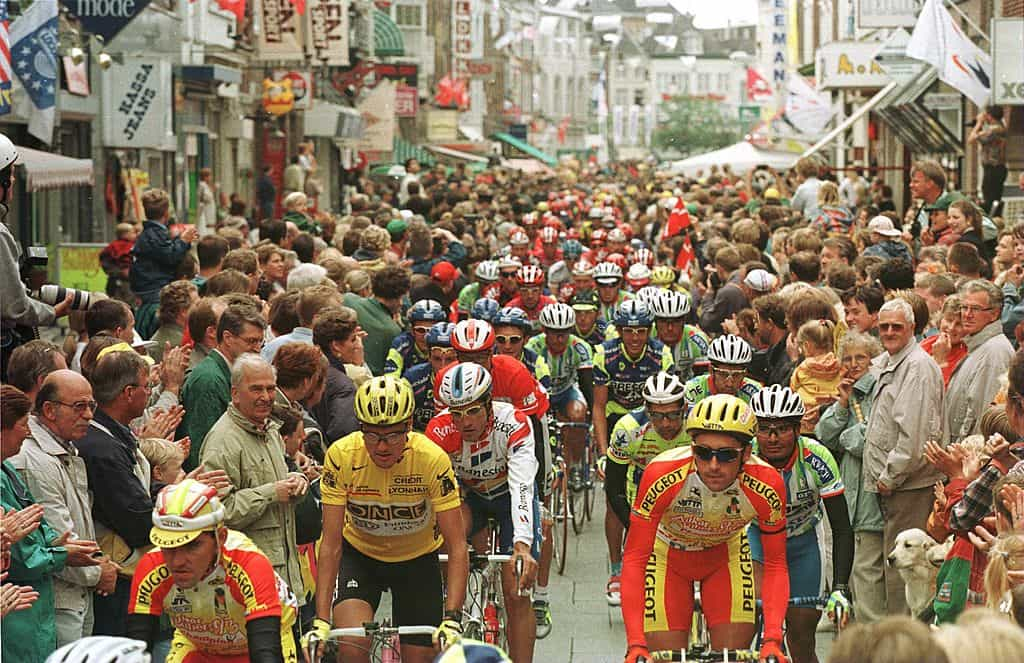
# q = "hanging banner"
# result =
<box><xmin>256</xmin><ymin>0</ymin><xmax>304</xmax><ymax>60</ymax></box>
<box><xmin>306</xmin><ymin>0</ymin><xmax>349</xmax><ymax>65</ymax></box>
<box><xmin>59</xmin><ymin>0</ymin><xmax>153</xmax><ymax>43</ymax></box>
<box><xmin>451</xmin><ymin>0</ymin><xmax>482</xmax><ymax>78</ymax></box>
<box><xmin>358</xmin><ymin>79</ymin><xmax>395</xmax><ymax>153</ymax></box>
<box><xmin>102</xmin><ymin>57</ymin><xmax>173</xmax><ymax>149</ymax></box>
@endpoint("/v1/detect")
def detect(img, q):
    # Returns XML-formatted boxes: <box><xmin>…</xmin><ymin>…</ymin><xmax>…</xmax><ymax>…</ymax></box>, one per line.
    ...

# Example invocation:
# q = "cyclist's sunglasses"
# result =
<box><xmin>692</xmin><ymin>444</ymin><xmax>743</xmax><ymax>464</ymax></box>
<box><xmin>450</xmin><ymin>403</ymin><xmax>488</xmax><ymax>420</ymax></box>
<box><xmin>496</xmin><ymin>334</ymin><xmax>523</xmax><ymax>344</ymax></box>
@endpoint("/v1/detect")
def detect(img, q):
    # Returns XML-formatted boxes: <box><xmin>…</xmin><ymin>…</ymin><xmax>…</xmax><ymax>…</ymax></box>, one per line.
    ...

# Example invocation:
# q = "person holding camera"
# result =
<box><xmin>130</xmin><ymin>189</ymin><xmax>198</xmax><ymax>339</ymax></box>
<box><xmin>0</xmin><ymin>135</ymin><xmax>75</xmax><ymax>381</ymax></box>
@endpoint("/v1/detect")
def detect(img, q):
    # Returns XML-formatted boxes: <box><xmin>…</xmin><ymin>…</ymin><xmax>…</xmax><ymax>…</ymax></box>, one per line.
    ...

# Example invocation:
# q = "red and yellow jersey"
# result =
<box><xmin>128</xmin><ymin>530</ymin><xmax>297</xmax><ymax>657</ymax></box>
<box><xmin>320</xmin><ymin>431</ymin><xmax>462</xmax><ymax>562</ymax></box>
<box><xmin>632</xmin><ymin>447</ymin><xmax>786</xmax><ymax>552</ymax></box>
<box><xmin>434</xmin><ymin>354</ymin><xmax>549</xmax><ymax>418</ymax></box>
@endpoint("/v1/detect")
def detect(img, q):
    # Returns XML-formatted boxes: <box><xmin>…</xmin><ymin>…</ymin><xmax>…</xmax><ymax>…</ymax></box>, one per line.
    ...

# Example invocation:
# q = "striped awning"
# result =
<box><xmin>16</xmin><ymin>146</ymin><xmax>93</xmax><ymax>192</ymax></box>
<box><xmin>374</xmin><ymin>9</ymin><xmax>405</xmax><ymax>56</ymax></box>
<box><xmin>392</xmin><ymin>136</ymin><xmax>436</xmax><ymax>167</ymax></box>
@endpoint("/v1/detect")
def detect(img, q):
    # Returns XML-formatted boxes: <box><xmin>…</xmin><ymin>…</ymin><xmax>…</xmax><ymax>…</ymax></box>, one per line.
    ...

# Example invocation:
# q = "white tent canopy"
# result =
<box><xmin>668</xmin><ymin>141</ymin><xmax>798</xmax><ymax>178</ymax></box>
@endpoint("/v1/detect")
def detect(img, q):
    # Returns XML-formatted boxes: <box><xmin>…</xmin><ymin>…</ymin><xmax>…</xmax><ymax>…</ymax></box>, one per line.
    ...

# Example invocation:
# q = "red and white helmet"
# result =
<box><xmin>540</xmin><ymin>226</ymin><xmax>559</xmax><ymax>244</ymax></box>
<box><xmin>516</xmin><ymin>264</ymin><xmax>546</xmax><ymax>286</ymax></box>
<box><xmin>509</xmin><ymin>231</ymin><xmax>531</xmax><ymax>246</ymax></box>
<box><xmin>590</xmin><ymin>228</ymin><xmax>607</xmax><ymax>246</ymax></box>
<box><xmin>572</xmin><ymin>259</ymin><xmax>595</xmax><ymax>276</ymax></box>
<box><xmin>451</xmin><ymin>319</ymin><xmax>496</xmax><ymax>352</ymax></box>
<box><xmin>632</xmin><ymin>247</ymin><xmax>654</xmax><ymax>268</ymax></box>
<box><xmin>607</xmin><ymin>228</ymin><xmax>627</xmax><ymax>244</ymax></box>
<box><xmin>626</xmin><ymin>263</ymin><xmax>652</xmax><ymax>288</ymax></box>
<box><xmin>606</xmin><ymin>252</ymin><xmax>628</xmax><ymax>271</ymax></box>
<box><xmin>521</xmin><ymin>213</ymin><xmax>539</xmax><ymax>227</ymax></box>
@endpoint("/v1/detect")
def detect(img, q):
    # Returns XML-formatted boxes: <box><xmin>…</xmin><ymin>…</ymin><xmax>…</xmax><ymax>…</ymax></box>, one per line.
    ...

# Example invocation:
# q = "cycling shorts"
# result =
<box><xmin>165</xmin><ymin>625</ymin><xmax>297</xmax><ymax>663</ymax></box>
<box><xmin>465</xmin><ymin>490</ymin><xmax>543</xmax><ymax>560</ymax></box>
<box><xmin>641</xmin><ymin>531</ymin><xmax>756</xmax><ymax>635</ymax></box>
<box><xmin>335</xmin><ymin>538</ymin><xmax>442</xmax><ymax>647</ymax></box>
<box><xmin>748</xmin><ymin>526</ymin><xmax>822</xmax><ymax>600</ymax></box>
<box><xmin>550</xmin><ymin>385</ymin><xmax>586</xmax><ymax>414</ymax></box>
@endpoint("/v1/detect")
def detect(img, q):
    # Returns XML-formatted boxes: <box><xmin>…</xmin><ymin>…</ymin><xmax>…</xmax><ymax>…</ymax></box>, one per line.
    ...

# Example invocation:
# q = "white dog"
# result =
<box><xmin>887</xmin><ymin>528</ymin><xmax>953</xmax><ymax>618</ymax></box>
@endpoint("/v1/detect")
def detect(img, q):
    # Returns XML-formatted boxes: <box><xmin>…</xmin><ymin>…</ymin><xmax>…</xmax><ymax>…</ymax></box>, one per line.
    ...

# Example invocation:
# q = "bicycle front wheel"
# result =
<box><xmin>552</xmin><ymin>468</ymin><xmax>568</xmax><ymax>575</ymax></box>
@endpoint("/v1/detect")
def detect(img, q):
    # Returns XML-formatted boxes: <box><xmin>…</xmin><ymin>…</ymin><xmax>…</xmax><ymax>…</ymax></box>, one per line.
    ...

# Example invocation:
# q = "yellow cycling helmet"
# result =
<box><xmin>650</xmin><ymin>265</ymin><xmax>677</xmax><ymax>287</ymax></box>
<box><xmin>150</xmin><ymin>479</ymin><xmax>225</xmax><ymax>548</ymax></box>
<box><xmin>355</xmin><ymin>375</ymin><xmax>415</xmax><ymax>425</ymax></box>
<box><xmin>685</xmin><ymin>394</ymin><xmax>756</xmax><ymax>441</ymax></box>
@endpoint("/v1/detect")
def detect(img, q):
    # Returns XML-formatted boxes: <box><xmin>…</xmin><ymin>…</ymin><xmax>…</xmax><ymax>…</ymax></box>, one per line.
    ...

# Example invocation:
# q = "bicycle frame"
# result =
<box><xmin>308</xmin><ymin>621</ymin><xmax>436</xmax><ymax>663</ymax></box>
<box><xmin>440</xmin><ymin>552</ymin><xmax>513</xmax><ymax>649</ymax></box>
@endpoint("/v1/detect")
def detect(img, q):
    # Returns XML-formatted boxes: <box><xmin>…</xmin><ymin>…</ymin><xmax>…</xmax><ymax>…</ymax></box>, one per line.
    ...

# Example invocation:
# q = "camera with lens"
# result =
<box><xmin>20</xmin><ymin>246</ymin><xmax>93</xmax><ymax>311</ymax></box>
<box><xmin>34</xmin><ymin>284</ymin><xmax>93</xmax><ymax>310</ymax></box>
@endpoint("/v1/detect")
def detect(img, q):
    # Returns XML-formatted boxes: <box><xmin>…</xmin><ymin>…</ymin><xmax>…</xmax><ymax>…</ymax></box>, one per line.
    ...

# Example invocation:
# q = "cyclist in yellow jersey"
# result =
<box><xmin>126</xmin><ymin>480</ymin><xmax>298</xmax><ymax>663</ymax></box>
<box><xmin>304</xmin><ymin>376</ymin><xmax>469</xmax><ymax>663</ymax></box>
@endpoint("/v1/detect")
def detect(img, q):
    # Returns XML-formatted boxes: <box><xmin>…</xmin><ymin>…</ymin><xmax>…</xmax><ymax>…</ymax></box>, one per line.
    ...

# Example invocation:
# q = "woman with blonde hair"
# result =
<box><xmin>983</xmin><ymin>534</ymin><xmax>1024</xmax><ymax>614</ymax></box>
<box><xmin>811</xmin><ymin>181</ymin><xmax>854</xmax><ymax>235</ymax></box>
<box><xmin>934</xmin><ymin>609</ymin><xmax>1024</xmax><ymax>662</ymax></box>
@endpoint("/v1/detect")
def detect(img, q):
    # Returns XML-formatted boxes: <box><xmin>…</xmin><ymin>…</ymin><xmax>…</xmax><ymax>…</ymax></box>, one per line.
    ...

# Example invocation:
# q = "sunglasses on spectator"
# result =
<box><xmin>496</xmin><ymin>335</ymin><xmax>523</xmax><ymax>344</ymax></box>
<box><xmin>692</xmin><ymin>445</ymin><xmax>743</xmax><ymax>464</ymax></box>
<box><xmin>450</xmin><ymin>403</ymin><xmax>488</xmax><ymax>420</ymax></box>
<box><xmin>878</xmin><ymin>323</ymin><xmax>906</xmax><ymax>332</ymax></box>
<box><xmin>50</xmin><ymin>400</ymin><xmax>98</xmax><ymax>415</ymax></box>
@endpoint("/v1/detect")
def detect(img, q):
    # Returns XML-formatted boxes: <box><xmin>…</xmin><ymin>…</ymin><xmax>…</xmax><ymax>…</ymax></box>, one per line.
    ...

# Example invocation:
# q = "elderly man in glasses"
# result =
<box><xmin>863</xmin><ymin>298</ymin><xmax>944</xmax><ymax>617</ymax></box>
<box><xmin>944</xmin><ymin>280</ymin><xmax>1015</xmax><ymax>446</ymax></box>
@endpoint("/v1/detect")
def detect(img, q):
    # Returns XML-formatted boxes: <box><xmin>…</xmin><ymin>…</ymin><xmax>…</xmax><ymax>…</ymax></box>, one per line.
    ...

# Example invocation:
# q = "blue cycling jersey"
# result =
<box><xmin>593</xmin><ymin>338</ymin><xmax>674</xmax><ymax>414</ymax></box>
<box><xmin>384</xmin><ymin>331</ymin><xmax>429</xmax><ymax>376</ymax></box>
<box><xmin>403</xmin><ymin>363</ymin><xmax>438</xmax><ymax>432</ymax></box>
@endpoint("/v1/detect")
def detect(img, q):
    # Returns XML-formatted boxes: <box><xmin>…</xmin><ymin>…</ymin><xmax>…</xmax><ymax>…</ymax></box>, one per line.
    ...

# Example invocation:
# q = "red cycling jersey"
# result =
<box><xmin>435</xmin><ymin>354</ymin><xmax>549</xmax><ymax>417</ymax></box>
<box><xmin>621</xmin><ymin>447</ymin><xmax>789</xmax><ymax>647</ymax></box>
<box><xmin>504</xmin><ymin>295</ymin><xmax>557</xmax><ymax>322</ymax></box>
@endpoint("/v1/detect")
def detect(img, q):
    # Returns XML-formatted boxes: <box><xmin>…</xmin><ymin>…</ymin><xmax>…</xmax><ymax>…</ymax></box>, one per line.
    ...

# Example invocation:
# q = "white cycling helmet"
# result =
<box><xmin>650</xmin><ymin>290</ymin><xmax>690</xmax><ymax>320</ymax></box>
<box><xmin>634</xmin><ymin>286</ymin><xmax>662</xmax><ymax>309</ymax></box>
<box><xmin>438</xmin><ymin>362</ymin><xmax>493</xmax><ymax>408</ymax></box>
<box><xmin>707</xmin><ymin>334</ymin><xmax>752</xmax><ymax>365</ymax></box>
<box><xmin>572</xmin><ymin>259</ymin><xmax>595</xmax><ymax>277</ymax></box>
<box><xmin>643</xmin><ymin>372</ymin><xmax>686</xmax><ymax>405</ymax></box>
<box><xmin>497</xmin><ymin>255</ymin><xmax>522</xmax><ymax>271</ymax></box>
<box><xmin>626</xmin><ymin>263</ymin><xmax>652</xmax><ymax>284</ymax></box>
<box><xmin>593</xmin><ymin>262</ymin><xmax>623</xmax><ymax>283</ymax></box>
<box><xmin>46</xmin><ymin>637</ymin><xmax>151</xmax><ymax>663</ymax></box>
<box><xmin>0</xmin><ymin>134</ymin><xmax>17</xmax><ymax>171</ymax></box>
<box><xmin>607</xmin><ymin>228</ymin><xmax>627</xmax><ymax>243</ymax></box>
<box><xmin>539</xmin><ymin>302</ymin><xmax>576</xmax><ymax>330</ymax></box>
<box><xmin>451</xmin><ymin>319</ymin><xmax>496</xmax><ymax>352</ymax></box>
<box><xmin>750</xmin><ymin>384</ymin><xmax>805</xmax><ymax>419</ymax></box>
<box><xmin>475</xmin><ymin>260</ymin><xmax>500</xmax><ymax>283</ymax></box>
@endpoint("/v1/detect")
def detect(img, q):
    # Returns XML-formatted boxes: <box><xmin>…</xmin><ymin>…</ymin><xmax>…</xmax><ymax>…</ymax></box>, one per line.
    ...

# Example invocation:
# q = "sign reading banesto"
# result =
<box><xmin>60</xmin><ymin>0</ymin><xmax>153</xmax><ymax>43</ymax></box>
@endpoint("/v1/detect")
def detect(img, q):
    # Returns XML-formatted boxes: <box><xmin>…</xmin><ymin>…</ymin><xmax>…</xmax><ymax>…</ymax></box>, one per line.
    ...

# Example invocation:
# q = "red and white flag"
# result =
<box><xmin>661</xmin><ymin>197</ymin><xmax>691</xmax><ymax>242</ymax></box>
<box><xmin>0</xmin><ymin>0</ymin><xmax>12</xmax><ymax>115</ymax></box>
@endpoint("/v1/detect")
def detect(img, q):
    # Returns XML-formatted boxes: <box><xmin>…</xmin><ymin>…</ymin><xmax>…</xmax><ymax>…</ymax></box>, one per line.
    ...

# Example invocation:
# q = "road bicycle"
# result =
<box><xmin>640</xmin><ymin>649</ymin><xmax>767</xmax><ymax>662</ymax></box>
<box><xmin>305</xmin><ymin>621</ymin><xmax>437</xmax><ymax>663</ymax></box>
<box><xmin>548</xmin><ymin>451</ymin><xmax>570</xmax><ymax>575</ymax></box>
<box><xmin>549</xmin><ymin>419</ymin><xmax>595</xmax><ymax>535</ymax></box>
<box><xmin>439</xmin><ymin>550</ymin><xmax>524</xmax><ymax>652</ymax></box>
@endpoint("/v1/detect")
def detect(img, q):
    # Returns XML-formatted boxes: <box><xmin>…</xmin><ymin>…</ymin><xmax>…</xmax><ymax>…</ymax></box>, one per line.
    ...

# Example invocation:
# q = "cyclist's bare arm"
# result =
<box><xmin>592</xmin><ymin>385</ymin><xmax>609</xmax><ymax>455</ymax></box>
<box><xmin>437</xmin><ymin>506</ymin><xmax>469</xmax><ymax>613</ymax></box>
<box><xmin>316</xmin><ymin>502</ymin><xmax>346</xmax><ymax>622</ymax></box>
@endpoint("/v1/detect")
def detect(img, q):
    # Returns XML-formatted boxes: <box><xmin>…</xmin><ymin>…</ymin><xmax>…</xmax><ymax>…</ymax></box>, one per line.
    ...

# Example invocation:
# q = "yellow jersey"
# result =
<box><xmin>320</xmin><ymin>431</ymin><xmax>461</xmax><ymax>562</ymax></box>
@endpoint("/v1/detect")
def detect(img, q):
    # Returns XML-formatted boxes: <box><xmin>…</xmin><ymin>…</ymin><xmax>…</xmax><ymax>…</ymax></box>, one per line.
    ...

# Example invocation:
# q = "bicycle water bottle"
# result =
<box><xmin>483</xmin><ymin>602</ymin><xmax>499</xmax><ymax>644</ymax></box>
<box><xmin>382</xmin><ymin>633</ymin><xmax>401</xmax><ymax>663</ymax></box>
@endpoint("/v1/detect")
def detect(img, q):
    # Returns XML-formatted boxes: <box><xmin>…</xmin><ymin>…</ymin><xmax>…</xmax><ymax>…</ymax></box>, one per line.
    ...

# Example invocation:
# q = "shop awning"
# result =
<box><xmin>502</xmin><ymin>158</ymin><xmax>556</xmax><ymax>176</ymax></box>
<box><xmin>801</xmin><ymin>82</ymin><xmax>898</xmax><ymax>159</ymax></box>
<box><xmin>374</xmin><ymin>9</ymin><xmax>405</xmax><ymax>56</ymax></box>
<box><xmin>179</xmin><ymin>64</ymin><xmax>242</xmax><ymax>85</ymax></box>
<box><xmin>16</xmin><ymin>146</ymin><xmax>93</xmax><ymax>192</ymax></box>
<box><xmin>492</xmin><ymin>132</ymin><xmax>558</xmax><ymax>167</ymax></box>
<box><xmin>458</xmin><ymin>124</ymin><xmax>484</xmax><ymax>142</ymax></box>
<box><xmin>874</xmin><ymin>68</ymin><xmax>962</xmax><ymax>156</ymax></box>
<box><xmin>426</xmin><ymin>144</ymin><xmax>490</xmax><ymax>163</ymax></box>
<box><xmin>392</xmin><ymin>136</ymin><xmax>436</xmax><ymax>167</ymax></box>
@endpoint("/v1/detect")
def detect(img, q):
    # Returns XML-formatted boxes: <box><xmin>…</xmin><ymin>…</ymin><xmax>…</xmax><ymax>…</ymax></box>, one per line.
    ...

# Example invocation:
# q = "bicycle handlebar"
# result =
<box><xmin>327</xmin><ymin>625</ymin><xmax>436</xmax><ymax>638</ymax></box>
<box><xmin>438</xmin><ymin>553</ymin><xmax>513</xmax><ymax>564</ymax></box>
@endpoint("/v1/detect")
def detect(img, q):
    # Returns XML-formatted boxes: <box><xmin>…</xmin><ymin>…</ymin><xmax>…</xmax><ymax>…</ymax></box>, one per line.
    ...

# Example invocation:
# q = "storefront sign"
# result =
<box><xmin>763</xmin><ymin>0</ymin><xmax>787</xmax><ymax>92</ymax></box>
<box><xmin>60</xmin><ymin>0</ymin><xmax>152</xmax><ymax>43</ymax></box>
<box><xmin>329</xmin><ymin>62</ymin><xmax>419</xmax><ymax>99</ymax></box>
<box><xmin>262</xmin><ymin>78</ymin><xmax>294</xmax><ymax>115</ymax></box>
<box><xmin>395</xmin><ymin>84</ymin><xmax>418</xmax><ymax>117</ymax></box>
<box><xmin>425</xmin><ymin>109</ymin><xmax>458</xmax><ymax>142</ymax></box>
<box><xmin>358</xmin><ymin>79</ymin><xmax>395</xmax><ymax>153</ymax></box>
<box><xmin>923</xmin><ymin>92</ymin><xmax>960</xmax><ymax>110</ymax></box>
<box><xmin>102</xmin><ymin>57</ymin><xmax>172</xmax><ymax>149</ymax></box>
<box><xmin>452</xmin><ymin>0</ymin><xmax>482</xmax><ymax>78</ymax></box>
<box><xmin>256</xmin><ymin>0</ymin><xmax>304</xmax><ymax>60</ymax></box>
<box><xmin>817</xmin><ymin>41</ymin><xmax>889</xmax><ymax>89</ymax></box>
<box><xmin>273</xmin><ymin>70</ymin><xmax>312</xmax><ymax>109</ymax></box>
<box><xmin>306</xmin><ymin>0</ymin><xmax>349</xmax><ymax>66</ymax></box>
<box><xmin>857</xmin><ymin>0</ymin><xmax>920</xmax><ymax>29</ymax></box>
<box><xmin>993</xmin><ymin>19</ymin><xmax>1024</xmax><ymax>105</ymax></box>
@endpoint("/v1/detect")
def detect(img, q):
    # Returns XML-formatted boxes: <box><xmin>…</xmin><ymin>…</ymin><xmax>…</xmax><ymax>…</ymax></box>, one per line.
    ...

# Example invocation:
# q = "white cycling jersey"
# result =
<box><xmin>426</xmin><ymin>401</ymin><xmax>539</xmax><ymax>546</ymax></box>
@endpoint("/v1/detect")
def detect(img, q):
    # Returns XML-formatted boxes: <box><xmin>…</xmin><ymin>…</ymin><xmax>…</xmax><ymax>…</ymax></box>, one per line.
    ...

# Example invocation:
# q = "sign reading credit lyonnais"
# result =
<box><xmin>102</xmin><ymin>58</ymin><xmax>172</xmax><ymax>149</ymax></box>
<box><xmin>60</xmin><ymin>0</ymin><xmax>153</xmax><ymax>43</ymax></box>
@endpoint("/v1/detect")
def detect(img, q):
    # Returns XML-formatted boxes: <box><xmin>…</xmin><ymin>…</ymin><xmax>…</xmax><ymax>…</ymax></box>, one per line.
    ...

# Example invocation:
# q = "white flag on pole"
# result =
<box><xmin>906</xmin><ymin>0</ymin><xmax>991</xmax><ymax>107</ymax></box>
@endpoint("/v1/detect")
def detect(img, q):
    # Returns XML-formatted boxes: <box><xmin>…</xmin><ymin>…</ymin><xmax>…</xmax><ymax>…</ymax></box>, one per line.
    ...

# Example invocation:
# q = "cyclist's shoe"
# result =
<box><xmin>606</xmin><ymin>574</ymin><xmax>622</xmax><ymax>606</ymax></box>
<box><xmin>569</xmin><ymin>465</ymin><xmax>584</xmax><ymax>492</ymax></box>
<box><xmin>533</xmin><ymin>599</ymin><xmax>552</xmax><ymax>639</ymax></box>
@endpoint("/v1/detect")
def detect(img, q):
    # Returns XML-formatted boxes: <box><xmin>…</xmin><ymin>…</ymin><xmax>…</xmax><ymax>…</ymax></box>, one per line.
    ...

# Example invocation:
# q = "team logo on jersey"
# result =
<box><xmin>214</xmin><ymin>588</ymin><xmax>228</xmax><ymax>615</ymax></box>
<box><xmin>437</xmin><ymin>471</ymin><xmax>457</xmax><ymax>496</ymax></box>
<box><xmin>135</xmin><ymin>564</ymin><xmax>171</xmax><ymax>610</ymax></box>
<box><xmin>726</xmin><ymin>496</ymin><xmax>741</xmax><ymax>516</ymax></box>
<box><xmin>639</xmin><ymin>467</ymin><xmax>687</xmax><ymax>514</ymax></box>
<box><xmin>740</xmin><ymin>473</ymin><xmax>784</xmax><ymax>520</ymax></box>
<box><xmin>169</xmin><ymin>593</ymin><xmax>192</xmax><ymax>613</ymax></box>
<box><xmin>807</xmin><ymin>453</ymin><xmax>837</xmax><ymax>485</ymax></box>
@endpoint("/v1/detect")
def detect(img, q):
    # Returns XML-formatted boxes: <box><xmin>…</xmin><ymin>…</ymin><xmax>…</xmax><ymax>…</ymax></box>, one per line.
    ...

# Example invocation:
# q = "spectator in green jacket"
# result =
<box><xmin>343</xmin><ymin>266</ymin><xmax>410</xmax><ymax>376</ymax></box>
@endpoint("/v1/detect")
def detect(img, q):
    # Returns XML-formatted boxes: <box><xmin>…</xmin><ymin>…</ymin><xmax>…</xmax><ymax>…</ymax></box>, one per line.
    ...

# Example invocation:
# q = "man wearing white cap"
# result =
<box><xmin>863</xmin><ymin>216</ymin><xmax>912</xmax><ymax>263</ymax></box>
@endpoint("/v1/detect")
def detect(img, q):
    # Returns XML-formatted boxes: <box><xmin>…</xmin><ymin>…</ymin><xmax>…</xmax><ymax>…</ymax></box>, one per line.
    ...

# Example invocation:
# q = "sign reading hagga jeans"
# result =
<box><xmin>102</xmin><ymin>57</ymin><xmax>173</xmax><ymax>149</ymax></box>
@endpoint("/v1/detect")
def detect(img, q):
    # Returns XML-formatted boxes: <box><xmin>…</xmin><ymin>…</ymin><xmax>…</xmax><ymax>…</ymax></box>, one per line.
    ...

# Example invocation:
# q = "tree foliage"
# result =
<box><xmin>652</xmin><ymin>96</ymin><xmax>742</xmax><ymax>156</ymax></box>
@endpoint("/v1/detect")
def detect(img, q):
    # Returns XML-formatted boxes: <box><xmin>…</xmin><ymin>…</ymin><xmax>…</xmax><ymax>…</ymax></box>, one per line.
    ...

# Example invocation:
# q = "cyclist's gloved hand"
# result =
<box><xmin>433</xmin><ymin>616</ymin><xmax>463</xmax><ymax>649</ymax></box>
<box><xmin>624</xmin><ymin>643</ymin><xmax>649</xmax><ymax>663</ymax></box>
<box><xmin>759</xmin><ymin>639</ymin><xmax>787</xmax><ymax>663</ymax></box>
<box><xmin>596</xmin><ymin>455</ymin><xmax>607</xmax><ymax>480</ymax></box>
<box><xmin>826</xmin><ymin>584</ymin><xmax>852</xmax><ymax>628</ymax></box>
<box><xmin>300</xmin><ymin>617</ymin><xmax>331</xmax><ymax>655</ymax></box>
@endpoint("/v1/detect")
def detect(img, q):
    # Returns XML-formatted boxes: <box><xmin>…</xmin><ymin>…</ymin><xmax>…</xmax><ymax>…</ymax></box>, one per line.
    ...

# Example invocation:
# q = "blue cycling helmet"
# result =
<box><xmin>426</xmin><ymin>322</ymin><xmax>455</xmax><ymax>347</ymax></box>
<box><xmin>409</xmin><ymin>299</ymin><xmax>447</xmax><ymax>323</ymax></box>
<box><xmin>613</xmin><ymin>299</ymin><xmax>654</xmax><ymax>328</ymax></box>
<box><xmin>472</xmin><ymin>297</ymin><xmax>500</xmax><ymax>322</ymax></box>
<box><xmin>563</xmin><ymin>239</ymin><xmax>583</xmax><ymax>260</ymax></box>
<box><xmin>493</xmin><ymin>306</ymin><xmax>532</xmax><ymax>331</ymax></box>
<box><xmin>434</xmin><ymin>639</ymin><xmax>511</xmax><ymax>663</ymax></box>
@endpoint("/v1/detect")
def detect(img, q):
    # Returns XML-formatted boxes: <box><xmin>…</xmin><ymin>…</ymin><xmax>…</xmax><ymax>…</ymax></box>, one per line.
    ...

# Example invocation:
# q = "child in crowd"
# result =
<box><xmin>791</xmin><ymin>318</ymin><xmax>841</xmax><ymax>433</ymax></box>
<box><xmin>139</xmin><ymin>436</ymin><xmax>186</xmax><ymax>499</ymax></box>
<box><xmin>921</xmin><ymin>295</ymin><xmax>968</xmax><ymax>386</ymax></box>
<box><xmin>100</xmin><ymin>223</ymin><xmax>137</xmax><ymax>304</ymax></box>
